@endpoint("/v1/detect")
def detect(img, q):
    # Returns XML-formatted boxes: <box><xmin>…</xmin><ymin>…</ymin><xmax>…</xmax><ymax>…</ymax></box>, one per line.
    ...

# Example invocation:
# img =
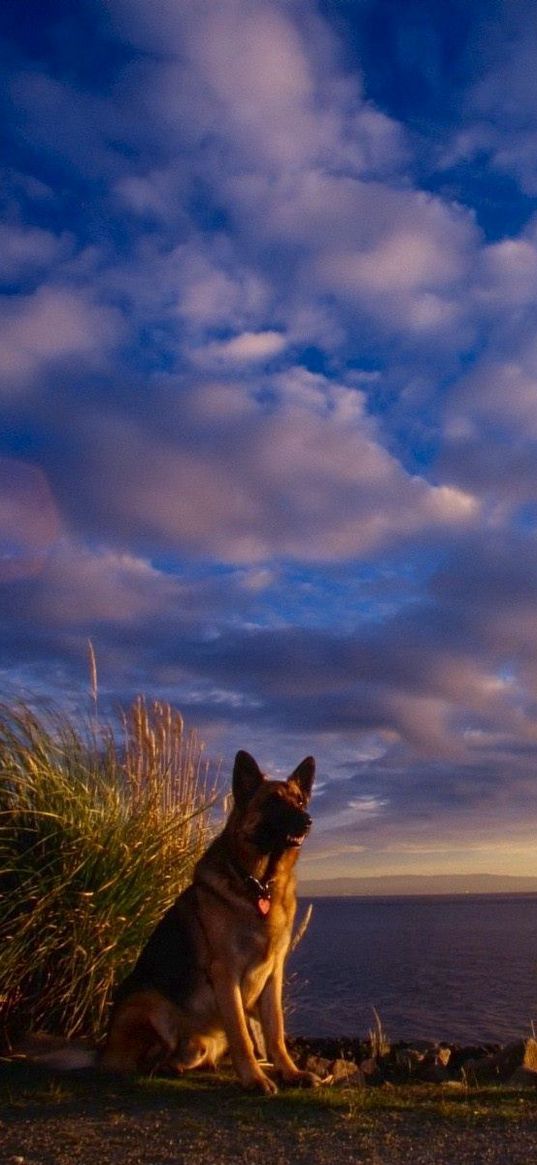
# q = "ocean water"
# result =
<box><xmin>287</xmin><ymin>895</ymin><xmax>537</xmax><ymax>1044</ymax></box>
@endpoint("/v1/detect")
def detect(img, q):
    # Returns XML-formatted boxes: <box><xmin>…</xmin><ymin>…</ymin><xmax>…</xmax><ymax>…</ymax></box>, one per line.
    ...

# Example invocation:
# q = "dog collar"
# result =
<box><xmin>228</xmin><ymin>861</ymin><xmax>273</xmax><ymax>917</ymax></box>
<box><xmin>245</xmin><ymin>875</ymin><xmax>272</xmax><ymax>917</ymax></box>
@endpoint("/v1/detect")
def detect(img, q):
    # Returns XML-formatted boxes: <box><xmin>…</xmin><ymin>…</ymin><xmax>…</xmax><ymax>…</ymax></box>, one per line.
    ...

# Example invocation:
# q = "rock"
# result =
<box><xmin>383</xmin><ymin>1042</ymin><xmax>451</xmax><ymax>1083</ymax></box>
<box><xmin>293</xmin><ymin>1050</ymin><xmax>363</xmax><ymax>1086</ymax></box>
<box><xmin>302</xmin><ymin>1053</ymin><xmax>333</xmax><ymax>1080</ymax></box>
<box><xmin>397</xmin><ymin>1038</ymin><xmax>436</xmax><ymax>1053</ymax></box>
<box><xmin>415</xmin><ymin>1062</ymin><xmax>450</xmax><ymax>1084</ymax></box>
<box><xmin>288</xmin><ymin>1036</ymin><xmax>365</xmax><ymax>1062</ymax></box>
<box><xmin>393</xmin><ymin>1047</ymin><xmax>425</xmax><ymax>1074</ymax></box>
<box><xmin>509</xmin><ymin>1066</ymin><xmax>537</xmax><ymax>1088</ymax></box>
<box><xmin>413</xmin><ymin>1044</ymin><xmax>452</xmax><ymax>1082</ymax></box>
<box><xmin>436</xmin><ymin>1044</ymin><xmax>452</xmax><ymax>1068</ymax></box>
<box><xmin>359</xmin><ymin>1056</ymin><xmax>382</xmax><ymax>1084</ymax></box>
<box><xmin>463</xmin><ymin>1041</ymin><xmax>526</xmax><ymax>1084</ymax></box>
<box><xmin>286</xmin><ymin>1035</ymin><xmax>537</xmax><ymax>1088</ymax></box>
<box><xmin>507</xmin><ymin>1040</ymin><xmax>537</xmax><ymax>1087</ymax></box>
<box><xmin>449</xmin><ymin>1044</ymin><xmax>498</xmax><ymax>1074</ymax></box>
<box><xmin>329</xmin><ymin>1058</ymin><xmax>365</xmax><ymax>1087</ymax></box>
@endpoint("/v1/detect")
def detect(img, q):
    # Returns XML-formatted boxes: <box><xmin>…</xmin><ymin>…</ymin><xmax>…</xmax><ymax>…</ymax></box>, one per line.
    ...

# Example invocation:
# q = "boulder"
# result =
<box><xmin>509</xmin><ymin>1066</ymin><xmax>537</xmax><ymax>1088</ymax></box>
<box><xmin>463</xmin><ymin>1041</ymin><xmax>525</xmax><ymax>1084</ymax></box>
<box><xmin>410</xmin><ymin>1047</ymin><xmax>451</xmax><ymax>1083</ymax></box>
<box><xmin>329</xmin><ymin>1058</ymin><xmax>365</xmax><ymax>1087</ymax></box>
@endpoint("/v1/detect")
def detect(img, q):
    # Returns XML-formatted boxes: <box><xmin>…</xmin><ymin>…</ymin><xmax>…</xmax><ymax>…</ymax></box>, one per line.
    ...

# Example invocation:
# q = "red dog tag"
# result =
<box><xmin>257</xmin><ymin>898</ymin><xmax>271</xmax><ymax>916</ymax></box>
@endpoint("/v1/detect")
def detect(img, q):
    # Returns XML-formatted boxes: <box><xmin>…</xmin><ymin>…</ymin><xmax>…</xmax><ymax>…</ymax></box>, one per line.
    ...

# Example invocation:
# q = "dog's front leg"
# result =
<box><xmin>210</xmin><ymin>961</ymin><xmax>278</xmax><ymax>1094</ymax></box>
<box><xmin>258</xmin><ymin>963</ymin><xmax>323</xmax><ymax>1088</ymax></box>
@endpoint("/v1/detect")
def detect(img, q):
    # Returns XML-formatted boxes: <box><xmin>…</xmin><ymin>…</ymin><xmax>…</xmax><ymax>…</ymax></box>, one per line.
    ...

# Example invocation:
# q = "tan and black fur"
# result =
<box><xmin>100</xmin><ymin>750</ymin><xmax>321</xmax><ymax>1093</ymax></box>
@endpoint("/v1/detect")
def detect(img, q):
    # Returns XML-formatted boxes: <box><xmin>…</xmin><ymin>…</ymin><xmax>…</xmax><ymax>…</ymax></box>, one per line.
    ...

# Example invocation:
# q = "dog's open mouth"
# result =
<box><xmin>286</xmin><ymin>832</ymin><xmax>307</xmax><ymax>847</ymax></box>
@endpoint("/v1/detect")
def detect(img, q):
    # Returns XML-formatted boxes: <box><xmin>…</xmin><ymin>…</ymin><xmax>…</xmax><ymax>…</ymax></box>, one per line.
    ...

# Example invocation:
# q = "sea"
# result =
<box><xmin>287</xmin><ymin>895</ymin><xmax>537</xmax><ymax>1045</ymax></box>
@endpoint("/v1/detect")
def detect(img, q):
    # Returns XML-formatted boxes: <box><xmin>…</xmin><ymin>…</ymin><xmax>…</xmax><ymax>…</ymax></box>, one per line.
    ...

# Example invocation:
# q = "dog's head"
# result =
<box><xmin>232</xmin><ymin>750</ymin><xmax>314</xmax><ymax>854</ymax></box>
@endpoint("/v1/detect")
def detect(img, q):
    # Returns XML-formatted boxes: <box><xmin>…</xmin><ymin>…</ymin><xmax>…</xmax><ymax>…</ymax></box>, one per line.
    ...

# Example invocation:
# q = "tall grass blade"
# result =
<box><xmin>0</xmin><ymin>699</ymin><xmax>218</xmax><ymax>1043</ymax></box>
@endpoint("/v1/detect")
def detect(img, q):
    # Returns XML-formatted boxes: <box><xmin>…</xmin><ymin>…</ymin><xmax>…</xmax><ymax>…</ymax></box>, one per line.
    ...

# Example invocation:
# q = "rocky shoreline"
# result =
<box><xmin>6</xmin><ymin>1029</ymin><xmax>537</xmax><ymax>1090</ymax></box>
<box><xmin>288</xmin><ymin>1034</ymin><xmax>537</xmax><ymax>1088</ymax></box>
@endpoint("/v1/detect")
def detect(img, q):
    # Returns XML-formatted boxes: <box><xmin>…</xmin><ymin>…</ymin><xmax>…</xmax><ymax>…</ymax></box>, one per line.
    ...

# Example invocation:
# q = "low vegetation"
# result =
<box><xmin>0</xmin><ymin>696</ymin><xmax>217</xmax><ymax>1042</ymax></box>
<box><xmin>1</xmin><ymin>1058</ymin><xmax>537</xmax><ymax>1165</ymax></box>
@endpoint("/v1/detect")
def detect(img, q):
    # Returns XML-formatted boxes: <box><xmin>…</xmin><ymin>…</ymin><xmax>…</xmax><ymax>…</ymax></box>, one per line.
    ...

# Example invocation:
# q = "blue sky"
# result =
<box><xmin>3</xmin><ymin>0</ymin><xmax>537</xmax><ymax>885</ymax></box>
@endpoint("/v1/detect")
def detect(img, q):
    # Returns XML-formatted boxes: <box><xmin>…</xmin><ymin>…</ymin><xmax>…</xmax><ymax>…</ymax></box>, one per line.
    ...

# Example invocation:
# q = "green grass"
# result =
<box><xmin>2</xmin><ymin>1059</ymin><xmax>537</xmax><ymax>1165</ymax></box>
<box><xmin>0</xmin><ymin>697</ymin><xmax>217</xmax><ymax>1042</ymax></box>
<box><xmin>1</xmin><ymin>1058</ymin><xmax>537</xmax><ymax>1126</ymax></box>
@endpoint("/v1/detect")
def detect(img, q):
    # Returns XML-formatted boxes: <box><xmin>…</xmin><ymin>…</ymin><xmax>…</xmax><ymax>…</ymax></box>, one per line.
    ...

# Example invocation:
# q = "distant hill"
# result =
<box><xmin>298</xmin><ymin>873</ymin><xmax>537</xmax><ymax>897</ymax></box>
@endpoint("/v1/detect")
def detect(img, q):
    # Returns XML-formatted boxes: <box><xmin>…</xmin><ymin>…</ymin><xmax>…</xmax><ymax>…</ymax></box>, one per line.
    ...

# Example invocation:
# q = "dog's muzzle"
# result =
<box><xmin>286</xmin><ymin>812</ymin><xmax>312</xmax><ymax>847</ymax></box>
<box><xmin>251</xmin><ymin>806</ymin><xmax>312</xmax><ymax>852</ymax></box>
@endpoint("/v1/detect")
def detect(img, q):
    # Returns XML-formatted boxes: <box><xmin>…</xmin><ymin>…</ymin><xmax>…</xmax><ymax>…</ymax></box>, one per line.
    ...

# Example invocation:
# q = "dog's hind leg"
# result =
<box><xmin>164</xmin><ymin>1032</ymin><xmax>227</xmax><ymax>1074</ymax></box>
<box><xmin>100</xmin><ymin>991</ymin><xmax>180</xmax><ymax>1074</ymax></box>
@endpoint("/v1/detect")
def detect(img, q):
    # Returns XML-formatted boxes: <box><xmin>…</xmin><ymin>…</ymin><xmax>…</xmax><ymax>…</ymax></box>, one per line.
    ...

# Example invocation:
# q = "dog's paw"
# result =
<box><xmin>242</xmin><ymin>1069</ymin><xmax>279</xmax><ymax>1095</ymax></box>
<box><xmin>280</xmin><ymin>1069</ymin><xmax>325</xmax><ymax>1089</ymax></box>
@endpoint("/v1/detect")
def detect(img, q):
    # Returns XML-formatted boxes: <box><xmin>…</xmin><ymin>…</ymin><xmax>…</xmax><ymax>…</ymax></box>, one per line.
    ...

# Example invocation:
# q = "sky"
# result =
<box><xmin>3</xmin><ymin>0</ymin><xmax>537</xmax><ymax>887</ymax></box>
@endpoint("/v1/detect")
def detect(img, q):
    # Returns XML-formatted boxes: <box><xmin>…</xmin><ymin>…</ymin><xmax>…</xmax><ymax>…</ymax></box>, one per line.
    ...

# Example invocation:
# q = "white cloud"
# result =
<box><xmin>110</xmin><ymin>0</ymin><xmax>407</xmax><ymax>183</ymax></box>
<box><xmin>0</xmin><ymin>223</ymin><xmax>71</xmax><ymax>282</ymax></box>
<box><xmin>35</xmin><ymin>543</ymin><xmax>180</xmax><ymax>625</ymax></box>
<box><xmin>175</xmin><ymin>244</ymin><xmax>270</xmax><ymax>331</ymax></box>
<box><xmin>113</xmin><ymin>170</ymin><xmax>179</xmax><ymax>218</ymax></box>
<box><xmin>192</xmin><ymin>330</ymin><xmax>287</xmax><ymax>367</ymax></box>
<box><xmin>37</xmin><ymin>0</ymin><xmax>469</xmax><ymax>366</ymax></box>
<box><xmin>478</xmin><ymin>235</ymin><xmax>537</xmax><ymax>308</ymax></box>
<box><xmin>0</xmin><ymin>459</ymin><xmax>62</xmax><ymax>581</ymax></box>
<box><xmin>216</xmin><ymin>163</ymin><xmax>479</xmax><ymax>344</ymax></box>
<box><xmin>80</xmin><ymin>370</ymin><xmax>478</xmax><ymax>565</ymax></box>
<box><xmin>0</xmin><ymin>285</ymin><xmax>124</xmax><ymax>390</ymax></box>
<box><xmin>442</xmin><ymin>21</ymin><xmax>537</xmax><ymax>195</ymax></box>
<box><xmin>447</xmin><ymin>358</ymin><xmax>537</xmax><ymax>444</ymax></box>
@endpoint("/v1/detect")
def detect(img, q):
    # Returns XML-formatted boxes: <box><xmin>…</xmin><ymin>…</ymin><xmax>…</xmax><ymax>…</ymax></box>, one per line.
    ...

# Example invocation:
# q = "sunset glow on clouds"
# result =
<box><xmin>2</xmin><ymin>0</ymin><xmax>537</xmax><ymax>883</ymax></box>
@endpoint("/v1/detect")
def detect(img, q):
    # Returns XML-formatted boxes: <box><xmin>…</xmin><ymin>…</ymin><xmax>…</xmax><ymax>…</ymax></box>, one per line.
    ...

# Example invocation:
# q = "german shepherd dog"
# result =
<box><xmin>100</xmin><ymin>750</ymin><xmax>321</xmax><ymax>1094</ymax></box>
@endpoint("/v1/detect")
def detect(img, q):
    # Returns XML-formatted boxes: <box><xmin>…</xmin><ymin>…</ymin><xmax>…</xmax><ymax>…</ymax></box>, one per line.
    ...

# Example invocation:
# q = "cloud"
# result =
<box><xmin>434</xmin><ymin>9</ymin><xmax>537</xmax><ymax>199</ymax></box>
<box><xmin>0</xmin><ymin>223</ymin><xmax>71</xmax><ymax>283</ymax></box>
<box><xmin>191</xmin><ymin>330</ymin><xmax>288</xmax><ymax>368</ymax></box>
<box><xmin>103</xmin><ymin>0</ymin><xmax>442</xmax><ymax>355</ymax></box>
<box><xmin>216</xmin><ymin>164</ymin><xmax>480</xmax><ymax>351</ymax></box>
<box><xmin>48</xmin><ymin>368</ymin><xmax>478</xmax><ymax>565</ymax></box>
<box><xmin>0</xmin><ymin>459</ymin><xmax>62</xmax><ymax>581</ymax></box>
<box><xmin>32</xmin><ymin>543</ymin><xmax>182</xmax><ymax>626</ymax></box>
<box><xmin>7</xmin><ymin>67</ymin><xmax>134</xmax><ymax>182</ymax></box>
<box><xmin>0</xmin><ymin>285</ymin><xmax>125</xmax><ymax>390</ymax></box>
<box><xmin>468</xmin><ymin>18</ymin><xmax>537</xmax><ymax>195</ymax></box>
<box><xmin>4</xmin><ymin>0</ymin><xmax>537</xmax><ymax>875</ymax></box>
<box><xmin>477</xmin><ymin>234</ymin><xmax>537</xmax><ymax>310</ymax></box>
<box><xmin>110</xmin><ymin>0</ymin><xmax>400</xmax><ymax>175</ymax></box>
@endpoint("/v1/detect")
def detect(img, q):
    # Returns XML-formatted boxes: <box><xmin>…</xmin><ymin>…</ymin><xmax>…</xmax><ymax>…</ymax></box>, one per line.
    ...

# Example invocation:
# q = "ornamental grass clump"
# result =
<box><xmin>0</xmin><ymin>697</ymin><xmax>217</xmax><ymax>1043</ymax></box>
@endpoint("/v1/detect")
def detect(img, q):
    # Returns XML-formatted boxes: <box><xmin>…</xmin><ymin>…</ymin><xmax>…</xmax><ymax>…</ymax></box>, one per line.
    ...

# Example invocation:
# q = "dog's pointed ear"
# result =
<box><xmin>288</xmin><ymin>756</ymin><xmax>315</xmax><ymax>803</ymax></box>
<box><xmin>233</xmin><ymin>750</ymin><xmax>265</xmax><ymax>808</ymax></box>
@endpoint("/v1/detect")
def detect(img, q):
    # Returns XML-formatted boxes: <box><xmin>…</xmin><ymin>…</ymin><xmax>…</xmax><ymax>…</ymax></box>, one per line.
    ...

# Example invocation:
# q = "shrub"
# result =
<box><xmin>0</xmin><ymin>697</ymin><xmax>217</xmax><ymax>1043</ymax></box>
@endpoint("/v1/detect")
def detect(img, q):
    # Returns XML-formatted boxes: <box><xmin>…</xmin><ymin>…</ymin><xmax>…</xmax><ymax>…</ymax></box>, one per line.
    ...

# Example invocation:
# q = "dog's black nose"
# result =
<box><xmin>303</xmin><ymin>812</ymin><xmax>312</xmax><ymax>829</ymax></box>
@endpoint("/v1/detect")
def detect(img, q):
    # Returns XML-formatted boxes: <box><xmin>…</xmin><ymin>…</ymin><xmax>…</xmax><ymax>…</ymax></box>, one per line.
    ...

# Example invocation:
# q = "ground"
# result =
<box><xmin>2</xmin><ymin>1061</ymin><xmax>537</xmax><ymax>1165</ymax></box>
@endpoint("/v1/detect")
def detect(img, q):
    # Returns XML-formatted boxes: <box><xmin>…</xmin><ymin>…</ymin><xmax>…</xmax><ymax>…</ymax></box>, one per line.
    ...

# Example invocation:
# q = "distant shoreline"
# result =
<box><xmin>299</xmin><ymin>889</ymin><xmax>537</xmax><ymax>900</ymax></box>
<box><xmin>298</xmin><ymin>874</ymin><xmax>537</xmax><ymax>897</ymax></box>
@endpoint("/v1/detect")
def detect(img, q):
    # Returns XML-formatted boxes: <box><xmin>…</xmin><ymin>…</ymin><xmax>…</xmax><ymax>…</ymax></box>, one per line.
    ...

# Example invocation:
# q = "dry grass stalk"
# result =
<box><xmin>0</xmin><ymin>698</ymin><xmax>218</xmax><ymax>1043</ymax></box>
